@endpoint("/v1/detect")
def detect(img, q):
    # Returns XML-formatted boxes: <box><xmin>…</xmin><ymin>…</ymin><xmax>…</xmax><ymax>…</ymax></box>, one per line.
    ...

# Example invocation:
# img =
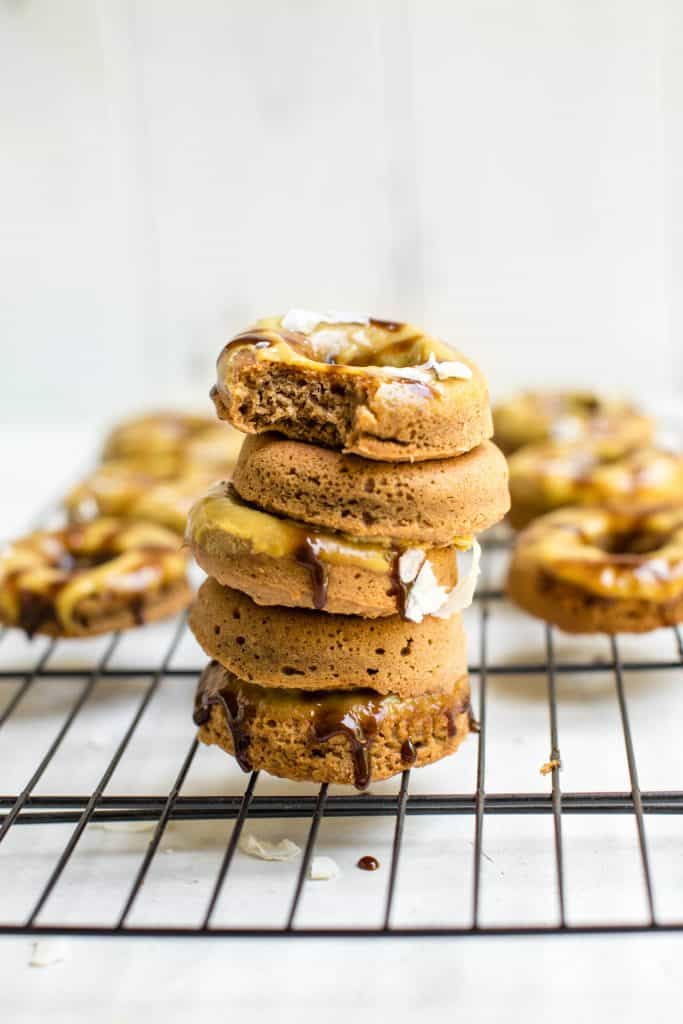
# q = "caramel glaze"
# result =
<box><xmin>357</xmin><ymin>855</ymin><xmax>380</xmax><ymax>871</ymax></box>
<box><xmin>218</xmin><ymin>318</ymin><xmax>448</xmax><ymax>376</ymax></box>
<box><xmin>194</xmin><ymin>663</ymin><xmax>471</xmax><ymax>790</ymax></box>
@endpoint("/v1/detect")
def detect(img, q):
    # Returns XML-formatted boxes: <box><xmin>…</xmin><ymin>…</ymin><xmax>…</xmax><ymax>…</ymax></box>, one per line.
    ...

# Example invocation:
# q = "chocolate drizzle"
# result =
<box><xmin>388</xmin><ymin>549</ymin><xmax>409</xmax><ymax>617</ymax></box>
<box><xmin>195</xmin><ymin>664</ymin><xmax>474</xmax><ymax>791</ymax></box>
<box><xmin>400</xmin><ymin>738</ymin><xmax>417</xmax><ymax>765</ymax></box>
<box><xmin>369</xmin><ymin>318</ymin><xmax>403</xmax><ymax>332</ymax></box>
<box><xmin>357</xmin><ymin>855</ymin><xmax>380</xmax><ymax>871</ymax></box>
<box><xmin>309</xmin><ymin>697</ymin><xmax>387</xmax><ymax>790</ymax></box>
<box><xmin>295</xmin><ymin>538</ymin><xmax>329</xmax><ymax>610</ymax></box>
<box><xmin>194</xmin><ymin>663</ymin><xmax>253</xmax><ymax>772</ymax></box>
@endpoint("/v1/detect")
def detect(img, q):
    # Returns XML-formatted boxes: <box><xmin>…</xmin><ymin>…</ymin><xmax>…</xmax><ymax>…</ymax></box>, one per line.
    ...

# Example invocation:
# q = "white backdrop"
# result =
<box><xmin>2</xmin><ymin>0</ymin><xmax>682</xmax><ymax>428</ymax></box>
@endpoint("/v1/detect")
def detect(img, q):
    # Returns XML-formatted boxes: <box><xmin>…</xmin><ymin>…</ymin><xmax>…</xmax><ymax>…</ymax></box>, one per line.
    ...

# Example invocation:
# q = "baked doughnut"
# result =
<box><xmin>103</xmin><ymin>411</ymin><xmax>243</xmax><ymax>470</ymax></box>
<box><xmin>508</xmin><ymin>442</ymin><xmax>683</xmax><ymax>529</ymax></box>
<box><xmin>194</xmin><ymin>661</ymin><xmax>472</xmax><ymax>788</ymax></box>
<box><xmin>493</xmin><ymin>391</ymin><xmax>653</xmax><ymax>457</ymax></box>
<box><xmin>232</xmin><ymin>434</ymin><xmax>509</xmax><ymax>544</ymax></box>
<box><xmin>65</xmin><ymin>461</ymin><xmax>218</xmax><ymax>534</ymax></box>
<box><xmin>187</xmin><ymin>481</ymin><xmax>486</xmax><ymax>620</ymax></box>
<box><xmin>189</xmin><ymin>579</ymin><xmax>468</xmax><ymax>698</ymax></box>
<box><xmin>211</xmin><ymin>311</ymin><xmax>493</xmax><ymax>461</ymax></box>
<box><xmin>507</xmin><ymin>506</ymin><xmax>683</xmax><ymax>633</ymax></box>
<box><xmin>0</xmin><ymin>519</ymin><xmax>191</xmax><ymax>638</ymax></box>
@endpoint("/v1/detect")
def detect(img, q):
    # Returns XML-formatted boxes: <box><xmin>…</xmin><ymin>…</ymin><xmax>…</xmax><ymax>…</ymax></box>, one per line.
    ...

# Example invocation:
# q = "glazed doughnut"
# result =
<box><xmin>493</xmin><ymin>391</ymin><xmax>653</xmax><ymax>457</ymax></box>
<box><xmin>0</xmin><ymin>519</ymin><xmax>191</xmax><ymax>638</ymax></box>
<box><xmin>507</xmin><ymin>506</ymin><xmax>683</xmax><ymax>634</ymax></box>
<box><xmin>211</xmin><ymin>311</ymin><xmax>493</xmax><ymax>461</ymax></box>
<box><xmin>102</xmin><ymin>411</ymin><xmax>243</xmax><ymax>470</ymax></box>
<box><xmin>508</xmin><ymin>442</ymin><xmax>683</xmax><ymax>529</ymax></box>
<box><xmin>232</xmin><ymin>434</ymin><xmax>509</xmax><ymax>545</ymax></box>
<box><xmin>186</xmin><ymin>482</ymin><xmax>483</xmax><ymax>620</ymax></box>
<box><xmin>189</xmin><ymin>579</ymin><xmax>468</xmax><ymax>698</ymax></box>
<box><xmin>65</xmin><ymin>461</ymin><xmax>219</xmax><ymax>535</ymax></box>
<box><xmin>195</xmin><ymin>661</ymin><xmax>472</xmax><ymax>789</ymax></box>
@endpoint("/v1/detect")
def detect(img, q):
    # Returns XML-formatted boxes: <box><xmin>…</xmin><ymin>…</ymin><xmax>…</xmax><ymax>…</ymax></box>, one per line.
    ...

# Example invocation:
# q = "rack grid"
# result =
<box><xmin>1</xmin><ymin>537</ymin><xmax>682</xmax><ymax>939</ymax></box>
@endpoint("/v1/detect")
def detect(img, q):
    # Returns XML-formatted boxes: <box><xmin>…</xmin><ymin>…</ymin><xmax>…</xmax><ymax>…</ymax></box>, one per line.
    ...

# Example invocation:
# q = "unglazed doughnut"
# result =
<box><xmin>189</xmin><ymin>579</ymin><xmax>468</xmax><ymax>698</ymax></box>
<box><xmin>493</xmin><ymin>391</ymin><xmax>653</xmax><ymax>457</ymax></box>
<box><xmin>508</xmin><ymin>442</ymin><xmax>683</xmax><ymax>529</ymax></box>
<box><xmin>507</xmin><ymin>506</ymin><xmax>683</xmax><ymax>633</ymax></box>
<box><xmin>186</xmin><ymin>481</ymin><xmax>486</xmax><ymax>621</ymax></box>
<box><xmin>211</xmin><ymin>311</ymin><xmax>493</xmax><ymax>461</ymax></box>
<box><xmin>102</xmin><ymin>411</ymin><xmax>243</xmax><ymax>470</ymax></box>
<box><xmin>0</xmin><ymin>519</ymin><xmax>191</xmax><ymax>637</ymax></box>
<box><xmin>65</xmin><ymin>461</ymin><xmax>219</xmax><ymax>534</ymax></box>
<box><xmin>194</xmin><ymin>661</ymin><xmax>472</xmax><ymax>789</ymax></box>
<box><xmin>232</xmin><ymin>434</ymin><xmax>509</xmax><ymax>544</ymax></box>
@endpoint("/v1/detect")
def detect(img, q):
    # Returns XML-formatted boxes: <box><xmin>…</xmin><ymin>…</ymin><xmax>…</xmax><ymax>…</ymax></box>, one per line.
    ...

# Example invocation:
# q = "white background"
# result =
<box><xmin>2</xmin><ymin>3</ymin><xmax>683</xmax><ymax>1020</ymax></box>
<box><xmin>2</xmin><ymin>0</ymin><xmax>682</xmax><ymax>430</ymax></box>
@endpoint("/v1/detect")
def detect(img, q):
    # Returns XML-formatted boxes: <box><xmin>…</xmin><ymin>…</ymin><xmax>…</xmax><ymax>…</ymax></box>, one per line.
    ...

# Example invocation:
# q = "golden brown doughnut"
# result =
<box><xmin>211</xmin><ymin>312</ymin><xmax>493</xmax><ymax>461</ymax></box>
<box><xmin>189</xmin><ymin>579</ymin><xmax>468</xmax><ymax>698</ymax></box>
<box><xmin>65</xmin><ymin>461</ymin><xmax>219</xmax><ymax>535</ymax></box>
<box><xmin>232</xmin><ymin>434</ymin><xmax>509</xmax><ymax>545</ymax></box>
<box><xmin>195</xmin><ymin>661</ymin><xmax>472</xmax><ymax>789</ymax></box>
<box><xmin>493</xmin><ymin>390</ymin><xmax>653</xmax><ymax>457</ymax></box>
<box><xmin>185</xmin><ymin>481</ymin><xmax>488</xmax><ymax>620</ymax></box>
<box><xmin>507</xmin><ymin>505</ymin><xmax>683</xmax><ymax>633</ymax></box>
<box><xmin>0</xmin><ymin>518</ymin><xmax>191</xmax><ymax>637</ymax></box>
<box><xmin>508</xmin><ymin>441</ymin><xmax>683</xmax><ymax>529</ymax></box>
<box><xmin>102</xmin><ymin>411</ymin><xmax>243</xmax><ymax>470</ymax></box>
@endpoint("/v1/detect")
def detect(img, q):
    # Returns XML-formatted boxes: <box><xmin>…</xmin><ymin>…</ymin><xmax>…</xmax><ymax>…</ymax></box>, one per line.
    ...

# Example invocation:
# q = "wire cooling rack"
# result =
<box><xmin>1</xmin><ymin>536</ymin><xmax>682</xmax><ymax>939</ymax></box>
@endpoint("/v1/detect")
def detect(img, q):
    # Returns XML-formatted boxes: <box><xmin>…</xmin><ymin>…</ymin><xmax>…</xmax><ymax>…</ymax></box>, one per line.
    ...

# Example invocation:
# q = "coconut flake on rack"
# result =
<box><xmin>281</xmin><ymin>309</ymin><xmax>369</xmax><ymax>334</ymax></box>
<box><xmin>397</xmin><ymin>540</ymin><xmax>482</xmax><ymax>623</ymax></box>
<box><xmin>238</xmin><ymin>832</ymin><xmax>301</xmax><ymax>862</ymax></box>
<box><xmin>309</xmin><ymin>855</ymin><xmax>340</xmax><ymax>880</ymax></box>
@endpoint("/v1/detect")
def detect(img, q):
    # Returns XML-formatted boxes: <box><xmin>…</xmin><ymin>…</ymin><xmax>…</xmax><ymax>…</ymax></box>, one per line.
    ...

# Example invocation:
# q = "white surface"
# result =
<box><xmin>1</xmin><ymin>430</ymin><xmax>683</xmax><ymax>1020</ymax></box>
<box><xmin>1</xmin><ymin>0</ymin><xmax>683</xmax><ymax>426</ymax></box>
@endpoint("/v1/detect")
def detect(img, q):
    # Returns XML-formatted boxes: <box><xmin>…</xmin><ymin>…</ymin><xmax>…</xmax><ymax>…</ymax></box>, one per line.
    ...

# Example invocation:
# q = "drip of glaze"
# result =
<box><xmin>310</xmin><ymin>699</ymin><xmax>386</xmax><ymax>790</ymax></box>
<box><xmin>468</xmin><ymin>706</ymin><xmax>480</xmax><ymax>733</ymax></box>
<box><xmin>194</xmin><ymin>665</ymin><xmax>253</xmax><ymax>773</ymax></box>
<box><xmin>400</xmin><ymin>738</ymin><xmax>417</xmax><ymax>765</ymax></box>
<box><xmin>131</xmin><ymin>595</ymin><xmax>146</xmax><ymax>627</ymax></box>
<box><xmin>19</xmin><ymin>590</ymin><xmax>57</xmax><ymax>639</ymax></box>
<box><xmin>388</xmin><ymin>549</ymin><xmax>409</xmax><ymax>618</ymax></box>
<box><xmin>295</xmin><ymin>538</ymin><xmax>329</xmax><ymax>610</ymax></box>
<box><xmin>357</xmin><ymin>855</ymin><xmax>380</xmax><ymax>871</ymax></box>
<box><xmin>369</xmin><ymin>318</ymin><xmax>403</xmax><ymax>332</ymax></box>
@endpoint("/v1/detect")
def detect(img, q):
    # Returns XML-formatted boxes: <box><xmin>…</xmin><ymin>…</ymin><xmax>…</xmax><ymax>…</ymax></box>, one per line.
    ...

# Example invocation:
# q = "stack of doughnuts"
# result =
<box><xmin>186</xmin><ymin>311</ymin><xmax>510</xmax><ymax>788</ymax></box>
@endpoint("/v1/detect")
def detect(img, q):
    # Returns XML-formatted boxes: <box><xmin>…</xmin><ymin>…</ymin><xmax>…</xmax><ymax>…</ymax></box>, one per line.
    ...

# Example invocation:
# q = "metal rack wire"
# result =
<box><xmin>1</xmin><ymin>538</ymin><xmax>682</xmax><ymax>939</ymax></box>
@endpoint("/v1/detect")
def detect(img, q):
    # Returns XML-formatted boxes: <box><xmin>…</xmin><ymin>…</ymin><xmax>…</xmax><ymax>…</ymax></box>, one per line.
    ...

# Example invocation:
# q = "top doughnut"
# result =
<box><xmin>211</xmin><ymin>310</ymin><xmax>493</xmax><ymax>461</ymax></box>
